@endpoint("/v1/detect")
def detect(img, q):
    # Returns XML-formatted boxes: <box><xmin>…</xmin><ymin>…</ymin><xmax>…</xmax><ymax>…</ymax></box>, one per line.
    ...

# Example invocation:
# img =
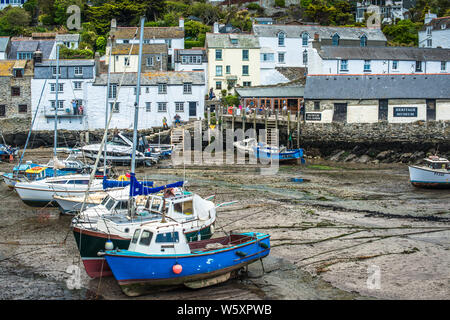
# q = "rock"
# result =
<box><xmin>357</xmin><ymin>155</ymin><xmax>371</xmax><ymax>163</ymax></box>
<box><xmin>329</xmin><ymin>150</ymin><xmax>345</xmax><ymax>161</ymax></box>
<box><xmin>343</xmin><ymin>154</ymin><xmax>357</xmax><ymax>162</ymax></box>
<box><xmin>376</xmin><ymin>150</ymin><xmax>394</xmax><ymax>160</ymax></box>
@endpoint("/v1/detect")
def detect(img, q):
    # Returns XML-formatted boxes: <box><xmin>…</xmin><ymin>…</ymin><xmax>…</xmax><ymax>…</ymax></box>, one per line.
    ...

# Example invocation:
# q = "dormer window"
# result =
<box><xmin>332</xmin><ymin>33</ymin><xmax>340</xmax><ymax>46</ymax></box>
<box><xmin>278</xmin><ymin>32</ymin><xmax>285</xmax><ymax>46</ymax></box>
<box><xmin>360</xmin><ymin>34</ymin><xmax>367</xmax><ymax>47</ymax></box>
<box><xmin>302</xmin><ymin>32</ymin><xmax>309</xmax><ymax>46</ymax></box>
<box><xmin>13</xmin><ymin>68</ymin><xmax>23</xmax><ymax>78</ymax></box>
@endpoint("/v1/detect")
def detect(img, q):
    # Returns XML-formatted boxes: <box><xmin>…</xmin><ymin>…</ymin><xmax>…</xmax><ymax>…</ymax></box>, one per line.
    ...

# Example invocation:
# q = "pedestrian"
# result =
<box><xmin>162</xmin><ymin>116</ymin><xmax>168</xmax><ymax>129</ymax></box>
<box><xmin>78</xmin><ymin>105</ymin><xmax>84</xmax><ymax>115</ymax></box>
<box><xmin>72</xmin><ymin>100</ymin><xmax>78</xmax><ymax>115</ymax></box>
<box><xmin>174</xmin><ymin>114</ymin><xmax>181</xmax><ymax>127</ymax></box>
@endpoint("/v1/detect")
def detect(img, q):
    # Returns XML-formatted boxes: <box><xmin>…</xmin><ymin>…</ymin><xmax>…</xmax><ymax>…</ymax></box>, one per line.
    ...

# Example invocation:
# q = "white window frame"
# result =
<box><xmin>175</xmin><ymin>102</ymin><xmax>184</xmax><ymax>112</ymax></box>
<box><xmin>73</xmin><ymin>81</ymin><xmax>82</xmax><ymax>90</ymax></box>
<box><xmin>145</xmin><ymin>102</ymin><xmax>151</xmax><ymax>112</ymax></box>
<box><xmin>183</xmin><ymin>83</ymin><xmax>192</xmax><ymax>94</ymax></box>
<box><xmin>158</xmin><ymin>102</ymin><xmax>167</xmax><ymax>112</ymax></box>
<box><xmin>74</xmin><ymin>66</ymin><xmax>83</xmax><ymax>75</ymax></box>
<box><xmin>158</xmin><ymin>83</ymin><xmax>167</xmax><ymax>94</ymax></box>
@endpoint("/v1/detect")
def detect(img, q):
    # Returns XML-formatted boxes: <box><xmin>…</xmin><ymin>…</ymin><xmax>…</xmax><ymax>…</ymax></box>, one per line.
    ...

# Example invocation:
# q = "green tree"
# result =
<box><xmin>53</xmin><ymin>0</ymin><xmax>85</xmax><ymax>26</ymax></box>
<box><xmin>0</xmin><ymin>7</ymin><xmax>31</xmax><ymax>36</ymax></box>
<box><xmin>96</xmin><ymin>35</ymin><xmax>107</xmax><ymax>55</ymax></box>
<box><xmin>184</xmin><ymin>20</ymin><xmax>210</xmax><ymax>39</ymax></box>
<box><xmin>382</xmin><ymin>19</ymin><xmax>422</xmax><ymax>46</ymax></box>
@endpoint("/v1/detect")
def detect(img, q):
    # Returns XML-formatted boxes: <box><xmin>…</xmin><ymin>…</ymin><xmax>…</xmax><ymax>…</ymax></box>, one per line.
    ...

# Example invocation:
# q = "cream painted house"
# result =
<box><xmin>106</xmin><ymin>43</ymin><xmax>168</xmax><ymax>73</ymax></box>
<box><xmin>205</xmin><ymin>32</ymin><xmax>260</xmax><ymax>97</ymax></box>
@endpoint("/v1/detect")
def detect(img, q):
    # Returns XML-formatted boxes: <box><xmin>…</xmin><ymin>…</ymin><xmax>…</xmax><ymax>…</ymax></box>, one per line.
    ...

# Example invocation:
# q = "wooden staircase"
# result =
<box><xmin>265</xmin><ymin>119</ymin><xmax>278</xmax><ymax>147</ymax></box>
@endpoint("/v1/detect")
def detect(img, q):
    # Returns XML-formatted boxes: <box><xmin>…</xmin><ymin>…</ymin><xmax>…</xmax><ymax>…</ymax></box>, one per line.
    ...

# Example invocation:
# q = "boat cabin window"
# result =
<box><xmin>67</xmin><ymin>180</ymin><xmax>90</xmax><ymax>185</ymax></box>
<box><xmin>150</xmin><ymin>198</ymin><xmax>162</xmax><ymax>212</ymax></box>
<box><xmin>111</xmin><ymin>136</ymin><xmax>129</xmax><ymax>146</ymax></box>
<box><xmin>139</xmin><ymin>230</ymin><xmax>153</xmax><ymax>246</ymax></box>
<box><xmin>115</xmin><ymin>200</ymin><xmax>129</xmax><ymax>210</ymax></box>
<box><xmin>51</xmin><ymin>180</ymin><xmax>68</xmax><ymax>184</ymax></box>
<box><xmin>131</xmin><ymin>229</ymin><xmax>141</xmax><ymax>244</ymax></box>
<box><xmin>155</xmin><ymin>232</ymin><xmax>179</xmax><ymax>243</ymax></box>
<box><xmin>104</xmin><ymin>198</ymin><xmax>116</xmax><ymax>210</ymax></box>
<box><xmin>101</xmin><ymin>196</ymin><xmax>111</xmax><ymax>206</ymax></box>
<box><xmin>173</xmin><ymin>200</ymin><xmax>193</xmax><ymax>215</ymax></box>
<box><xmin>427</xmin><ymin>162</ymin><xmax>449</xmax><ymax>170</ymax></box>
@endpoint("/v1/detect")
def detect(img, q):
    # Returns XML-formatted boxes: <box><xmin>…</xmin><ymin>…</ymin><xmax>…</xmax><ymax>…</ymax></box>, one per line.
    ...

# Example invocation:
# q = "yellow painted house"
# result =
<box><xmin>205</xmin><ymin>32</ymin><xmax>260</xmax><ymax>97</ymax></box>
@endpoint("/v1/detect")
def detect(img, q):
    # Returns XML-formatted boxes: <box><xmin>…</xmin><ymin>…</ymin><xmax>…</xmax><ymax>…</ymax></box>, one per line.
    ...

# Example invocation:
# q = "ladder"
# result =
<box><xmin>265</xmin><ymin>119</ymin><xmax>278</xmax><ymax>147</ymax></box>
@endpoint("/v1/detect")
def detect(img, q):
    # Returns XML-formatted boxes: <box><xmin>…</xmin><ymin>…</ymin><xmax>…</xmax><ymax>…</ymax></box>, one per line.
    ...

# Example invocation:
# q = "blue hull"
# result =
<box><xmin>255</xmin><ymin>147</ymin><xmax>305</xmax><ymax>161</ymax></box>
<box><xmin>104</xmin><ymin>233</ymin><xmax>270</xmax><ymax>295</ymax></box>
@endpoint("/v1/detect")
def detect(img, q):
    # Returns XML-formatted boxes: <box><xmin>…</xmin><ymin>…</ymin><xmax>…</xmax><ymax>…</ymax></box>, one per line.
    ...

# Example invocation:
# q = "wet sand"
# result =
<box><xmin>0</xmin><ymin>148</ymin><xmax>449</xmax><ymax>300</ymax></box>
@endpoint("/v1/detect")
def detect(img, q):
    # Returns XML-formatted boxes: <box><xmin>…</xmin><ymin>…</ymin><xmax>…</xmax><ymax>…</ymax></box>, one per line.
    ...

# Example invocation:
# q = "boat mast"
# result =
<box><xmin>129</xmin><ymin>16</ymin><xmax>145</xmax><ymax>218</ymax></box>
<box><xmin>53</xmin><ymin>45</ymin><xmax>60</xmax><ymax>176</ymax></box>
<box><xmin>104</xmin><ymin>36</ymin><xmax>113</xmax><ymax>177</ymax></box>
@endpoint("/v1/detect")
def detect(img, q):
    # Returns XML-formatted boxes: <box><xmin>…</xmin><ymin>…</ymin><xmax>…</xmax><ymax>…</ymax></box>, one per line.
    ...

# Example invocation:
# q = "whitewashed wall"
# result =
<box><xmin>87</xmin><ymin>83</ymin><xmax>205</xmax><ymax>130</ymax></box>
<box><xmin>387</xmin><ymin>103</ymin><xmax>426</xmax><ymax>123</ymax></box>
<box><xmin>31</xmin><ymin>78</ymin><xmax>93</xmax><ymax>131</ymax></box>
<box><xmin>436</xmin><ymin>100</ymin><xmax>450</xmax><ymax>120</ymax></box>
<box><xmin>308</xmin><ymin>48</ymin><xmax>449</xmax><ymax>75</ymax></box>
<box><xmin>347</xmin><ymin>104</ymin><xmax>378</xmax><ymax>123</ymax></box>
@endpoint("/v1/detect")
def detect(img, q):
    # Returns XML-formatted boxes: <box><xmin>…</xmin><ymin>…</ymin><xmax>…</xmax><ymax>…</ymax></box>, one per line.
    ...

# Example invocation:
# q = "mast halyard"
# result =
<box><xmin>53</xmin><ymin>44</ymin><xmax>60</xmax><ymax>176</ymax></box>
<box><xmin>104</xmin><ymin>36</ymin><xmax>113</xmax><ymax>177</ymax></box>
<box><xmin>128</xmin><ymin>16</ymin><xmax>145</xmax><ymax>219</ymax></box>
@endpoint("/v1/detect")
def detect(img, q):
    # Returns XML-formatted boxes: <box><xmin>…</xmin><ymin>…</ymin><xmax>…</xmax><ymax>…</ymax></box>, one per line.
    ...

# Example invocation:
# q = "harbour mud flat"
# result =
<box><xmin>0</xmin><ymin>148</ymin><xmax>448</xmax><ymax>300</ymax></box>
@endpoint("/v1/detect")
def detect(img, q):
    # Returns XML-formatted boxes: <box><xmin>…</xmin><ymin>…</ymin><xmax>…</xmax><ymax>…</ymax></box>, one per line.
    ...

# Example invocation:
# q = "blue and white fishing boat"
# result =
<box><xmin>408</xmin><ymin>155</ymin><xmax>450</xmax><ymax>189</ymax></box>
<box><xmin>254</xmin><ymin>145</ymin><xmax>305</xmax><ymax>162</ymax></box>
<box><xmin>100</xmin><ymin>221</ymin><xmax>270</xmax><ymax>296</ymax></box>
<box><xmin>0</xmin><ymin>143</ymin><xmax>18</xmax><ymax>162</ymax></box>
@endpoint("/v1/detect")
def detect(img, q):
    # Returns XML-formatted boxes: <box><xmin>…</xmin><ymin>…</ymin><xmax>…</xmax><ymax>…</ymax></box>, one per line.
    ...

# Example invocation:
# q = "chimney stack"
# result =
<box><xmin>110</xmin><ymin>19</ymin><xmax>117</xmax><ymax>31</ymax></box>
<box><xmin>179</xmin><ymin>17</ymin><xmax>184</xmax><ymax>29</ymax></box>
<box><xmin>312</xmin><ymin>33</ymin><xmax>321</xmax><ymax>50</ymax></box>
<box><xmin>213</xmin><ymin>22</ymin><xmax>219</xmax><ymax>34</ymax></box>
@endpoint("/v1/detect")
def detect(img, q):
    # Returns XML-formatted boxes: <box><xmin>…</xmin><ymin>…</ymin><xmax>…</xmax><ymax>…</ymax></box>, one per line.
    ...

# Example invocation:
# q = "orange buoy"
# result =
<box><xmin>172</xmin><ymin>264</ymin><xmax>182</xmax><ymax>274</ymax></box>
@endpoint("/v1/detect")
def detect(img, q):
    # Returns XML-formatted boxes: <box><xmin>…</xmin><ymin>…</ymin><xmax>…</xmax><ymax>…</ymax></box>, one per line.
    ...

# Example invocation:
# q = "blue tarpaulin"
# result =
<box><xmin>128</xmin><ymin>173</ymin><xmax>184</xmax><ymax>197</ymax></box>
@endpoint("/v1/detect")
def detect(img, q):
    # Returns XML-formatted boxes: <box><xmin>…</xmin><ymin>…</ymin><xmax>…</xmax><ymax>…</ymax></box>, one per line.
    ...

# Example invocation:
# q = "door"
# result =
<box><xmin>0</xmin><ymin>105</ymin><xmax>5</xmax><ymax>117</ymax></box>
<box><xmin>333</xmin><ymin>103</ymin><xmax>347</xmax><ymax>122</ymax></box>
<box><xmin>189</xmin><ymin>102</ymin><xmax>197</xmax><ymax>117</ymax></box>
<box><xmin>378</xmin><ymin>99</ymin><xmax>388</xmax><ymax>121</ymax></box>
<box><xmin>426</xmin><ymin>99</ymin><xmax>436</xmax><ymax>121</ymax></box>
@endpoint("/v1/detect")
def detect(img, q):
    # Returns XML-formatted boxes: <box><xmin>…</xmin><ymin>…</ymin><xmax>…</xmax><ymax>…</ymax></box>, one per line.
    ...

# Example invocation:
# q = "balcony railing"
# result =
<box><xmin>44</xmin><ymin>107</ymin><xmax>86</xmax><ymax>118</ymax></box>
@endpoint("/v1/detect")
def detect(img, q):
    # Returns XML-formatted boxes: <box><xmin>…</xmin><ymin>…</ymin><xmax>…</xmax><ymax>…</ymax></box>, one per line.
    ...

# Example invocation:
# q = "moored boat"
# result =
<box><xmin>408</xmin><ymin>155</ymin><xmax>450</xmax><ymax>189</ymax></box>
<box><xmin>254</xmin><ymin>145</ymin><xmax>305</xmax><ymax>162</ymax></box>
<box><xmin>99</xmin><ymin>222</ymin><xmax>270</xmax><ymax>296</ymax></box>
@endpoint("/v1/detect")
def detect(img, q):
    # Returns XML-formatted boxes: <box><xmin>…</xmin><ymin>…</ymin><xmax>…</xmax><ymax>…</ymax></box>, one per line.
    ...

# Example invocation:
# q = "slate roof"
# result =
<box><xmin>8</xmin><ymin>39</ymin><xmax>55</xmax><ymax>60</ymax></box>
<box><xmin>94</xmin><ymin>71</ymin><xmax>205</xmax><ymax>86</ymax></box>
<box><xmin>205</xmin><ymin>33</ymin><xmax>260</xmax><ymax>49</ymax></box>
<box><xmin>110</xmin><ymin>27</ymin><xmax>184</xmax><ymax>40</ymax></box>
<box><xmin>252</xmin><ymin>24</ymin><xmax>387</xmax><ymax>42</ymax></box>
<box><xmin>111</xmin><ymin>43</ymin><xmax>168</xmax><ymax>55</ymax></box>
<box><xmin>317</xmin><ymin>46</ymin><xmax>450</xmax><ymax>61</ymax></box>
<box><xmin>420</xmin><ymin>16</ymin><xmax>450</xmax><ymax>32</ymax></box>
<box><xmin>35</xmin><ymin>59</ymin><xmax>95</xmax><ymax>67</ymax></box>
<box><xmin>304</xmin><ymin>74</ymin><xmax>450</xmax><ymax>100</ymax></box>
<box><xmin>236</xmin><ymin>85</ymin><xmax>304</xmax><ymax>98</ymax></box>
<box><xmin>0</xmin><ymin>37</ymin><xmax>9</xmax><ymax>52</ymax></box>
<box><xmin>55</xmin><ymin>34</ymin><xmax>81</xmax><ymax>42</ymax></box>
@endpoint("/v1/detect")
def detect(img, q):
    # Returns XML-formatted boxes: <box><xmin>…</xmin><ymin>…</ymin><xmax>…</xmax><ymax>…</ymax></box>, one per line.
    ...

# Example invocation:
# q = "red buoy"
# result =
<box><xmin>172</xmin><ymin>264</ymin><xmax>182</xmax><ymax>274</ymax></box>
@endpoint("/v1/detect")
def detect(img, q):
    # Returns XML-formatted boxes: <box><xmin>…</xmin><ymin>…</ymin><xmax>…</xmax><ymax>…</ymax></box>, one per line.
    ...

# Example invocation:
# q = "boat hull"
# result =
<box><xmin>14</xmin><ymin>180</ymin><xmax>104</xmax><ymax>207</ymax></box>
<box><xmin>408</xmin><ymin>166</ymin><xmax>450</xmax><ymax>189</ymax></box>
<box><xmin>72</xmin><ymin>224</ymin><xmax>214</xmax><ymax>278</ymax></box>
<box><xmin>255</xmin><ymin>148</ymin><xmax>304</xmax><ymax>162</ymax></box>
<box><xmin>54</xmin><ymin>196</ymin><xmax>100</xmax><ymax>214</ymax></box>
<box><xmin>104</xmin><ymin>233</ymin><xmax>270</xmax><ymax>296</ymax></box>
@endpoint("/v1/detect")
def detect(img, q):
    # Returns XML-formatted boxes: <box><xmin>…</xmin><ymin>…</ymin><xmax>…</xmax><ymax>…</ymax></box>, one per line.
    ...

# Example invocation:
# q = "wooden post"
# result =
<box><xmin>242</xmin><ymin>107</ymin><xmax>245</xmax><ymax>133</ymax></box>
<box><xmin>297</xmin><ymin>110</ymin><xmax>300</xmax><ymax>149</ymax></box>
<box><xmin>287</xmin><ymin>110</ymin><xmax>290</xmax><ymax>149</ymax></box>
<box><xmin>207</xmin><ymin>106</ymin><xmax>211</xmax><ymax>143</ymax></box>
<box><xmin>253</xmin><ymin>105</ymin><xmax>256</xmax><ymax>132</ymax></box>
<box><xmin>231</xmin><ymin>107</ymin><xmax>235</xmax><ymax>134</ymax></box>
<box><xmin>264</xmin><ymin>107</ymin><xmax>268</xmax><ymax>143</ymax></box>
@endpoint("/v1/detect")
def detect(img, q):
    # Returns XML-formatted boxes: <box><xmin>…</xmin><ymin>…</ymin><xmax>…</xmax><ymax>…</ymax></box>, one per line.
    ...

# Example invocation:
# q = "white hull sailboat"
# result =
<box><xmin>14</xmin><ymin>175</ymin><xmax>106</xmax><ymax>207</ymax></box>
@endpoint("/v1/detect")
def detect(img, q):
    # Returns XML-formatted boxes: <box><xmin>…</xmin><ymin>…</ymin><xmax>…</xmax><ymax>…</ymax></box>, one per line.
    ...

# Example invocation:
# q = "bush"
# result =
<box><xmin>275</xmin><ymin>0</ymin><xmax>285</xmax><ymax>7</ymax></box>
<box><xmin>246</xmin><ymin>3</ymin><xmax>260</xmax><ymax>10</ymax></box>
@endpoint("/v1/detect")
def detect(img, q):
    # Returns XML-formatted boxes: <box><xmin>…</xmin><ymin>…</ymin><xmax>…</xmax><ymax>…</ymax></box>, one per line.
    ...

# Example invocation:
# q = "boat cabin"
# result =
<box><xmin>25</xmin><ymin>166</ymin><xmax>49</xmax><ymax>181</ymax></box>
<box><xmin>128</xmin><ymin>223</ymin><xmax>257</xmax><ymax>256</ymax></box>
<box><xmin>141</xmin><ymin>190</ymin><xmax>199</xmax><ymax>221</ymax></box>
<box><xmin>128</xmin><ymin>223</ymin><xmax>191</xmax><ymax>255</ymax></box>
<box><xmin>424</xmin><ymin>156</ymin><xmax>449</xmax><ymax>170</ymax></box>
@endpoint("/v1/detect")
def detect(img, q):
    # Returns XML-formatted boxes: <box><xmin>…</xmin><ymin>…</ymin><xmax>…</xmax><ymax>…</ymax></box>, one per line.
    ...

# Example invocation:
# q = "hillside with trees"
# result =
<box><xmin>0</xmin><ymin>0</ymin><xmax>449</xmax><ymax>56</ymax></box>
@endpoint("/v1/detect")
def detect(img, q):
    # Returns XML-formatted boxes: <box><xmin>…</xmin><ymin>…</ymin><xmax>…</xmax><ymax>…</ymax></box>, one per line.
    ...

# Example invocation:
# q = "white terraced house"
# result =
<box><xmin>88</xmin><ymin>71</ymin><xmax>206</xmax><ymax>129</ymax></box>
<box><xmin>31</xmin><ymin>59</ymin><xmax>95</xmax><ymax>131</ymax></box>
<box><xmin>251</xmin><ymin>23</ymin><xmax>387</xmax><ymax>85</ymax></box>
